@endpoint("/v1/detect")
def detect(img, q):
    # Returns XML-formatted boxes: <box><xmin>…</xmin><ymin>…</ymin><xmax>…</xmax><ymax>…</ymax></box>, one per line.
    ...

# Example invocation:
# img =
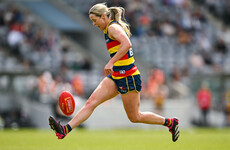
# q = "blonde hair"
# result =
<box><xmin>89</xmin><ymin>3</ymin><xmax>131</xmax><ymax>37</ymax></box>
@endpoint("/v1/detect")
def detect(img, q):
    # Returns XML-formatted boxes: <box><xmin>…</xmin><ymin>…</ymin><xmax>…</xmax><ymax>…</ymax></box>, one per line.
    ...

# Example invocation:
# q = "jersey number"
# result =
<box><xmin>129</xmin><ymin>48</ymin><xmax>133</xmax><ymax>56</ymax></box>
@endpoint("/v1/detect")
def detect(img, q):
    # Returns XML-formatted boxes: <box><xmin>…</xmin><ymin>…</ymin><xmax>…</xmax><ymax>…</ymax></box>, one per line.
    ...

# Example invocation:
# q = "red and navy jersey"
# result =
<box><xmin>104</xmin><ymin>20</ymin><xmax>140</xmax><ymax>79</ymax></box>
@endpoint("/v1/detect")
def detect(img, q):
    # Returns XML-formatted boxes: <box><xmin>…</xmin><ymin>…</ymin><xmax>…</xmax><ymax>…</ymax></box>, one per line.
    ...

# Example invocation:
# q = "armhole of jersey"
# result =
<box><xmin>107</xmin><ymin>22</ymin><xmax>125</xmax><ymax>41</ymax></box>
<box><xmin>107</xmin><ymin>23</ymin><xmax>116</xmax><ymax>41</ymax></box>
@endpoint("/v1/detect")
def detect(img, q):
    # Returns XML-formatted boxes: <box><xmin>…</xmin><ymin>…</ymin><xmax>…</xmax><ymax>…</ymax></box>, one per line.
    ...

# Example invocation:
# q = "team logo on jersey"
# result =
<box><xmin>119</xmin><ymin>70</ymin><xmax>125</xmax><ymax>74</ymax></box>
<box><xmin>119</xmin><ymin>86</ymin><xmax>127</xmax><ymax>93</ymax></box>
<box><xmin>119</xmin><ymin>86</ymin><xmax>126</xmax><ymax>90</ymax></box>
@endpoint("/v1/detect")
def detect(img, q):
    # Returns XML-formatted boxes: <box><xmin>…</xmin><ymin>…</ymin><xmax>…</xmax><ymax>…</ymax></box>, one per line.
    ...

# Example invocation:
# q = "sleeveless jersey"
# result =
<box><xmin>104</xmin><ymin>20</ymin><xmax>140</xmax><ymax>79</ymax></box>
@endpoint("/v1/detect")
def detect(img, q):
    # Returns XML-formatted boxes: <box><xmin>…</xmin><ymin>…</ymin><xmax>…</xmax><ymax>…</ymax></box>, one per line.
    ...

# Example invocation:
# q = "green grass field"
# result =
<box><xmin>0</xmin><ymin>128</ymin><xmax>230</xmax><ymax>150</ymax></box>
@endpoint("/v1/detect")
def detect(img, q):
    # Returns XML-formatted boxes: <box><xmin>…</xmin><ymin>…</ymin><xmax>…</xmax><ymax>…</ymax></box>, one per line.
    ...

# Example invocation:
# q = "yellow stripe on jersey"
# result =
<box><xmin>112</xmin><ymin>70</ymin><xmax>140</xmax><ymax>79</ymax></box>
<box><xmin>108</xmin><ymin>45</ymin><xmax>120</xmax><ymax>54</ymax></box>
<box><xmin>114</xmin><ymin>57</ymin><xmax>135</xmax><ymax>66</ymax></box>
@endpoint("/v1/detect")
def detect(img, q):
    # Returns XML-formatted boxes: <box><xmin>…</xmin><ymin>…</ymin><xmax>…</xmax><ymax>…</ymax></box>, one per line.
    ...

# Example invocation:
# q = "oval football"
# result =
<box><xmin>59</xmin><ymin>91</ymin><xmax>75</xmax><ymax>116</ymax></box>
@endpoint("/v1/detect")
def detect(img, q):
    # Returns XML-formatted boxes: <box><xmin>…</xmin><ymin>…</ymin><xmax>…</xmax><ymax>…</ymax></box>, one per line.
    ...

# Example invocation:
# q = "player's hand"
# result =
<box><xmin>104</xmin><ymin>62</ymin><xmax>113</xmax><ymax>76</ymax></box>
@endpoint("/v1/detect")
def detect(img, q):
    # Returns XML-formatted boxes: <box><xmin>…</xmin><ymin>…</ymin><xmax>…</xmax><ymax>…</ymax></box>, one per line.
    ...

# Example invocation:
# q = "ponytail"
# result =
<box><xmin>89</xmin><ymin>3</ymin><xmax>131</xmax><ymax>37</ymax></box>
<box><xmin>108</xmin><ymin>7</ymin><xmax>131</xmax><ymax>37</ymax></box>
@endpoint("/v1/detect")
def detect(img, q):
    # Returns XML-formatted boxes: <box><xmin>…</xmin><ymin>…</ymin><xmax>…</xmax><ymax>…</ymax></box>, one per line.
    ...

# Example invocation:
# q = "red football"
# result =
<box><xmin>59</xmin><ymin>91</ymin><xmax>75</xmax><ymax>116</ymax></box>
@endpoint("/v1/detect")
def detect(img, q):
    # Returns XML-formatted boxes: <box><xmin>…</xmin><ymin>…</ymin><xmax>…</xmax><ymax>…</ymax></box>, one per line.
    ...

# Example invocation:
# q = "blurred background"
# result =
<box><xmin>0</xmin><ymin>0</ymin><xmax>230</xmax><ymax>130</ymax></box>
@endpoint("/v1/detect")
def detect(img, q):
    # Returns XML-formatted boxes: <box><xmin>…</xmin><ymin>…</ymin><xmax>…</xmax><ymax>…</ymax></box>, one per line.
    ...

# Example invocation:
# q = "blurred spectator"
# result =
<box><xmin>139</xmin><ymin>12</ymin><xmax>151</xmax><ymax>32</ymax></box>
<box><xmin>196</xmin><ymin>81</ymin><xmax>212</xmax><ymax>126</ymax></box>
<box><xmin>225</xmin><ymin>89</ymin><xmax>230</xmax><ymax>126</ymax></box>
<box><xmin>38</xmin><ymin>71</ymin><xmax>56</xmax><ymax>103</ymax></box>
<box><xmin>179</xmin><ymin>8</ymin><xmax>193</xmax><ymax>30</ymax></box>
<box><xmin>72</xmin><ymin>74</ymin><xmax>84</xmax><ymax>96</ymax></box>
<box><xmin>7</xmin><ymin>29</ymin><xmax>23</xmax><ymax>47</ymax></box>
<box><xmin>152</xmin><ymin>84</ymin><xmax>169</xmax><ymax>116</ymax></box>
<box><xmin>147</xmin><ymin>68</ymin><xmax>165</xmax><ymax>98</ymax></box>
<box><xmin>169</xmin><ymin>66</ymin><xmax>190</xmax><ymax>98</ymax></box>
<box><xmin>189</xmin><ymin>52</ymin><xmax>204</xmax><ymax>72</ymax></box>
<box><xmin>0</xmin><ymin>114</ymin><xmax>4</xmax><ymax>129</ymax></box>
<box><xmin>196</xmin><ymin>32</ymin><xmax>211</xmax><ymax>52</ymax></box>
<box><xmin>192</xmin><ymin>7</ymin><xmax>207</xmax><ymax>23</ymax></box>
<box><xmin>213</xmin><ymin>38</ymin><xmax>228</xmax><ymax>55</ymax></box>
<box><xmin>147</xmin><ymin>68</ymin><xmax>168</xmax><ymax>115</ymax></box>
<box><xmin>161</xmin><ymin>19</ymin><xmax>176</xmax><ymax>36</ymax></box>
<box><xmin>81</xmin><ymin>57</ymin><xmax>92</xmax><ymax>70</ymax></box>
<box><xmin>23</xmin><ymin>10</ymin><xmax>35</xmax><ymax>24</ymax></box>
<box><xmin>177</xmin><ymin>28</ymin><xmax>192</xmax><ymax>45</ymax></box>
<box><xmin>0</xmin><ymin>10</ymin><xmax>5</xmax><ymax>27</ymax></box>
<box><xmin>147</xmin><ymin>69</ymin><xmax>158</xmax><ymax>98</ymax></box>
<box><xmin>202</xmin><ymin>51</ymin><xmax>213</xmax><ymax>66</ymax></box>
<box><xmin>38</xmin><ymin>71</ymin><xmax>55</xmax><ymax>95</ymax></box>
<box><xmin>148</xmin><ymin>20</ymin><xmax>163</xmax><ymax>36</ymax></box>
<box><xmin>219</xmin><ymin>27</ymin><xmax>230</xmax><ymax>46</ymax></box>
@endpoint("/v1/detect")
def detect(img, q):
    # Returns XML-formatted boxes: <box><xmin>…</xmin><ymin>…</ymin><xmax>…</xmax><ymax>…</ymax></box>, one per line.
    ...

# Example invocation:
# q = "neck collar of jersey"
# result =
<box><xmin>104</xmin><ymin>20</ymin><xmax>114</xmax><ymax>34</ymax></box>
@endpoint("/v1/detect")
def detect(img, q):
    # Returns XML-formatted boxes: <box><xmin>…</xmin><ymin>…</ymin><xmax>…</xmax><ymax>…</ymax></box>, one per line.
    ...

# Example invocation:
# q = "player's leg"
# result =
<box><xmin>68</xmin><ymin>77</ymin><xmax>119</xmax><ymax>129</ymax></box>
<box><xmin>49</xmin><ymin>77</ymin><xmax>118</xmax><ymax>139</ymax></box>
<box><xmin>121</xmin><ymin>91</ymin><xmax>180</xmax><ymax>142</ymax></box>
<box><xmin>121</xmin><ymin>91</ymin><xmax>165</xmax><ymax>124</ymax></box>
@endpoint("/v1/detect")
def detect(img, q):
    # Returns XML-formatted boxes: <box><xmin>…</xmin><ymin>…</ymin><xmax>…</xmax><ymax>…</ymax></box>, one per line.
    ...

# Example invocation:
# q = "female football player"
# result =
<box><xmin>49</xmin><ymin>3</ymin><xmax>180</xmax><ymax>142</ymax></box>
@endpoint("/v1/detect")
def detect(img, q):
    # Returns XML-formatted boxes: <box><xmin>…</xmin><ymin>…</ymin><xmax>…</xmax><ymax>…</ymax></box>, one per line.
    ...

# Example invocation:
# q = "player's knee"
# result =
<box><xmin>85</xmin><ymin>98</ymin><xmax>97</xmax><ymax>110</ymax></box>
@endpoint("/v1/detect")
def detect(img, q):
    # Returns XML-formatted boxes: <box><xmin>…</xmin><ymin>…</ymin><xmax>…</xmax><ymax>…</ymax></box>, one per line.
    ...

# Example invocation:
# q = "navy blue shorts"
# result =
<box><xmin>108</xmin><ymin>74</ymin><xmax>142</xmax><ymax>94</ymax></box>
